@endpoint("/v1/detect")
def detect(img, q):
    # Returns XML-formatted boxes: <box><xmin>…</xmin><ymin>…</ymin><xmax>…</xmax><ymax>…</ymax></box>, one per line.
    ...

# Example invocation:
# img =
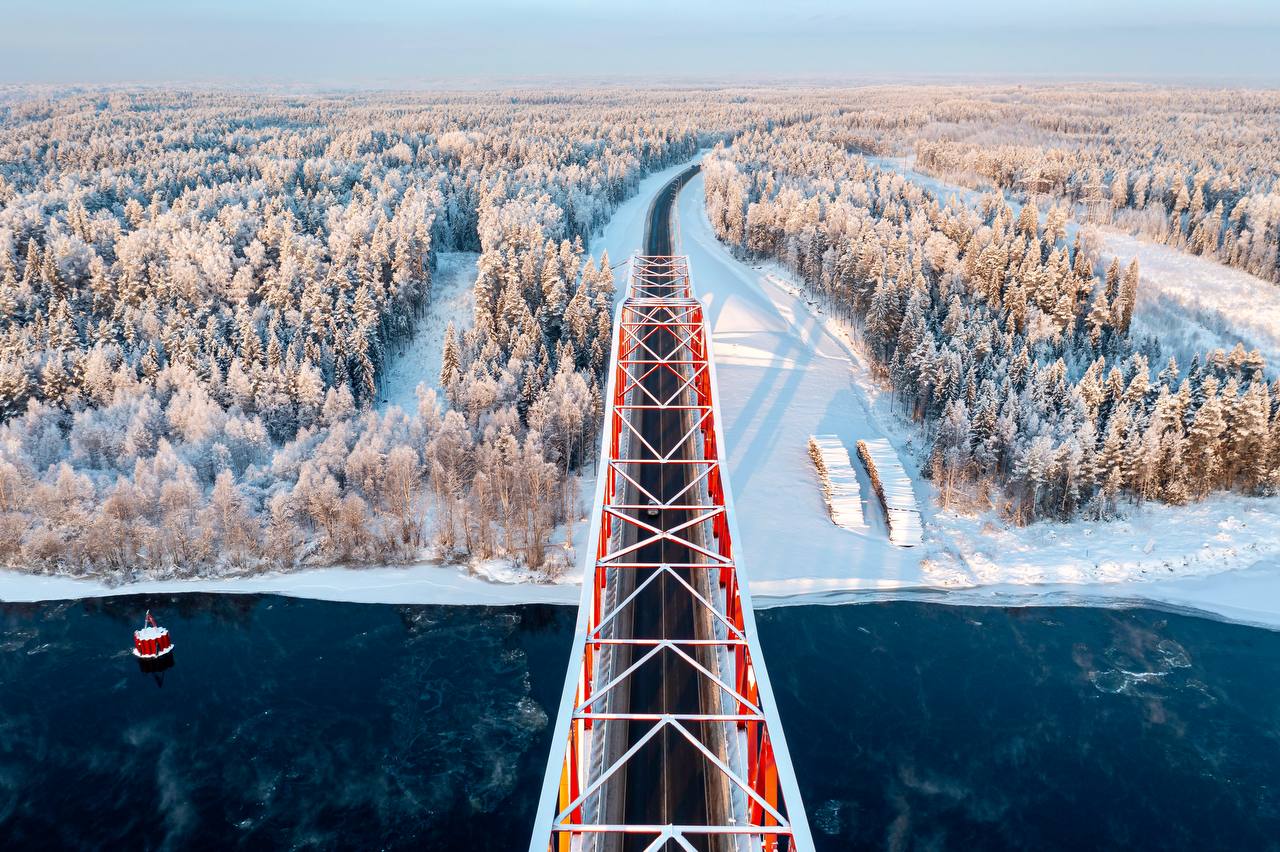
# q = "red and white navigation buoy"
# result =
<box><xmin>132</xmin><ymin>610</ymin><xmax>175</xmax><ymax>660</ymax></box>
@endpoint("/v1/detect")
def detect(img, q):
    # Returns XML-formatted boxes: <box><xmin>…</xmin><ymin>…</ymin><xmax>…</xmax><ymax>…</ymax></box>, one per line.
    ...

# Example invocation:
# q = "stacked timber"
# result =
<box><xmin>856</xmin><ymin>438</ymin><xmax>923</xmax><ymax>547</ymax></box>
<box><xmin>808</xmin><ymin>435</ymin><xmax>865</xmax><ymax>530</ymax></box>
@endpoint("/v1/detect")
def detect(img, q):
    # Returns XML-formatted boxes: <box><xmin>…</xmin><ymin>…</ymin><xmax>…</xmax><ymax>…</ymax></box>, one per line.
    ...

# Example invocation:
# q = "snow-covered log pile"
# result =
<box><xmin>856</xmin><ymin>439</ymin><xmax>923</xmax><ymax>547</ymax></box>
<box><xmin>808</xmin><ymin>435</ymin><xmax>865</xmax><ymax>530</ymax></box>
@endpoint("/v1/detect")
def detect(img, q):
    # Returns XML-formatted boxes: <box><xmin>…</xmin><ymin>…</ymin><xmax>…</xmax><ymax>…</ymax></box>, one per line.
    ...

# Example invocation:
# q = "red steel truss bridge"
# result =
<box><xmin>531</xmin><ymin>252</ymin><xmax>813</xmax><ymax>852</ymax></box>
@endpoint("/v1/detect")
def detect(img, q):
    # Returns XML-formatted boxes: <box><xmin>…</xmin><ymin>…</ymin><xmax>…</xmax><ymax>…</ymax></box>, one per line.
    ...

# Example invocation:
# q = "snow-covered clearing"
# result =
<box><xmin>677</xmin><ymin>170</ymin><xmax>1280</xmax><ymax>629</ymax></box>
<box><xmin>378</xmin><ymin>250</ymin><xmax>479</xmax><ymax>413</ymax></box>
<box><xmin>1097</xmin><ymin>229</ymin><xmax>1280</xmax><ymax>369</ymax></box>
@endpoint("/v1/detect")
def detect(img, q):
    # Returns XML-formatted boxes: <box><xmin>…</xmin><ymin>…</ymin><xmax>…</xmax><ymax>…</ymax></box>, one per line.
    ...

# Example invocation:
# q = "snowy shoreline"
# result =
<box><xmin>6</xmin><ymin>562</ymin><xmax>1280</xmax><ymax>633</ymax></box>
<box><xmin>0</xmin><ymin>564</ymin><xmax>580</xmax><ymax>607</ymax></box>
<box><xmin>5</xmin><ymin>154</ymin><xmax>1280</xmax><ymax>633</ymax></box>
<box><xmin>751</xmin><ymin>573</ymin><xmax>1280</xmax><ymax>632</ymax></box>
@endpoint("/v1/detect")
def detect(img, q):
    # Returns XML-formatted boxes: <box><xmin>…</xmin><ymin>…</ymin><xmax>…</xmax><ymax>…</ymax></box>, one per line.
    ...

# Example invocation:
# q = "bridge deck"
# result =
<box><xmin>532</xmin><ymin>169</ymin><xmax>812</xmax><ymax>852</ymax></box>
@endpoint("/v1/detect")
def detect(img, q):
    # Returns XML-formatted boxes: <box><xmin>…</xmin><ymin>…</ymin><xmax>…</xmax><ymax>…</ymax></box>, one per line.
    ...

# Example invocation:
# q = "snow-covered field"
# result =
<box><xmin>6</xmin><ymin>154</ymin><xmax>1280</xmax><ymax>632</ymax></box>
<box><xmin>1097</xmin><ymin>229</ymin><xmax>1280</xmax><ymax>369</ymax></box>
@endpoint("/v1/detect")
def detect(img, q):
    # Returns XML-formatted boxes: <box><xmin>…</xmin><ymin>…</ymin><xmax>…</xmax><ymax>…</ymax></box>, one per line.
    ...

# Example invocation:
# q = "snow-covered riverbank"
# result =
<box><xmin>0</xmin><ymin>563</ymin><xmax>580</xmax><ymax>606</ymax></box>
<box><xmin>761</xmin><ymin>562</ymin><xmax>1280</xmax><ymax>632</ymax></box>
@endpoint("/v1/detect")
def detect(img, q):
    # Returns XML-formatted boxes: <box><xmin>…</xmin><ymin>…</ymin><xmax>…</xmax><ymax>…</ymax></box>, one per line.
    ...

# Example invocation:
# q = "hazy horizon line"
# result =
<box><xmin>3</xmin><ymin>72</ymin><xmax>1278</xmax><ymax>96</ymax></box>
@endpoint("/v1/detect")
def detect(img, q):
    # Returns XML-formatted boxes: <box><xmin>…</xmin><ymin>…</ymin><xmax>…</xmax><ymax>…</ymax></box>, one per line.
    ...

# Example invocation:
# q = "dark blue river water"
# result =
<box><xmin>0</xmin><ymin>595</ymin><xmax>574</xmax><ymax>850</ymax></box>
<box><xmin>756</xmin><ymin>602</ymin><xmax>1280</xmax><ymax>851</ymax></box>
<box><xmin>2</xmin><ymin>596</ymin><xmax>1278</xmax><ymax>850</ymax></box>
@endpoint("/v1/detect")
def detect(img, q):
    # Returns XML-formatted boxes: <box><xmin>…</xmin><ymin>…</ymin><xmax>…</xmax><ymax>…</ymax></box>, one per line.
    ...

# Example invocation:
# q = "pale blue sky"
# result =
<box><xmin>1</xmin><ymin>0</ymin><xmax>1277</xmax><ymax>84</ymax></box>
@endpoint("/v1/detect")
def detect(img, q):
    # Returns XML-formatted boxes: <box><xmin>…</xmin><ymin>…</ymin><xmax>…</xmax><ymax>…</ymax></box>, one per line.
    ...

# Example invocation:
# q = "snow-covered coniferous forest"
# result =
<box><xmin>0</xmin><ymin>85</ymin><xmax>1276</xmax><ymax>584</ymax></box>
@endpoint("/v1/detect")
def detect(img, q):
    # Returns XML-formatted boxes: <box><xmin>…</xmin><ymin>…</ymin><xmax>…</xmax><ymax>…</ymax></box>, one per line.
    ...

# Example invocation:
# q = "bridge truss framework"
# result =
<box><xmin>532</xmin><ymin>256</ymin><xmax>813</xmax><ymax>852</ymax></box>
